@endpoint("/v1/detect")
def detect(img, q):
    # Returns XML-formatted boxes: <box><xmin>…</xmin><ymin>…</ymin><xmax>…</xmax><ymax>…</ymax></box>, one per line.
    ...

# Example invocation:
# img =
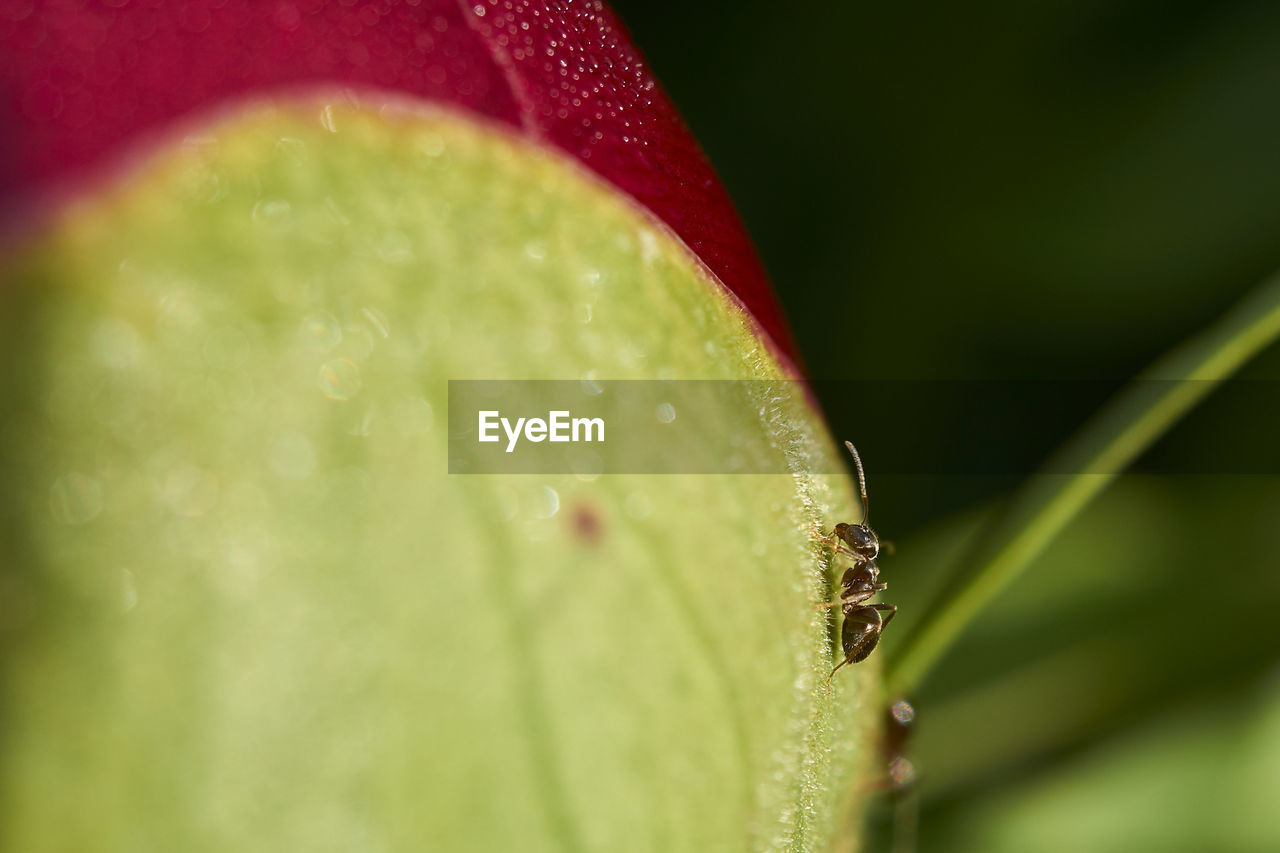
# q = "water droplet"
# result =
<box><xmin>319</xmin><ymin>104</ymin><xmax>338</xmax><ymax>132</ymax></box>
<box><xmin>251</xmin><ymin>199</ymin><xmax>293</xmax><ymax>226</ymax></box>
<box><xmin>624</xmin><ymin>490</ymin><xmax>652</xmax><ymax>520</ymax></box>
<box><xmin>361</xmin><ymin>307</ymin><xmax>390</xmax><ymax>339</ymax></box>
<box><xmin>218</xmin><ymin>534</ymin><xmax>266</xmax><ymax>598</ymax></box>
<box><xmin>319</xmin><ymin>358</ymin><xmax>361</xmax><ymax>400</ymax></box>
<box><xmin>888</xmin><ymin>756</ymin><xmax>916</xmax><ymax>788</ymax></box>
<box><xmin>157</xmin><ymin>288</ymin><xmax>198</xmax><ymax>329</ymax></box>
<box><xmin>620</xmin><ymin>338</ymin><xmax>649</xmax><ymax>366</ymax></box>
<box><xmin>581</xmin><ymin>372</ymin><xmax>603</xmax><ymax>395</ymax></box>
<box><xmin>49</xmin><ymin>473</ymin><xmax>103</xmax><ymax>525</ymax></box>
<box><xmin>179</xmin><ymin>163</ymin><xmax>228</xmax><ymax>205</ymax></box>
<box><xmin>324</xmin><ymin>196</ymin><xmax>351</xmax><ymax>225</ymax></box>
<box><xmin>524</xmin><ymin>240</ymin><xmax>547</xmax><ymax>261</ymax></box>
<box><xmin>301</xmin><ymin>312</ymin><xmax>342</xmax><ymax>349</ymax></box>
<box><xmin>376</xmin><ymin>230</ymin><xmax>415</xmax><ymax>264</ymax></box>
<box><xmin>270</xmin><ymin>433</ymin><xmax>316</xmax><ymax>481</ymax></box>
<box><xmin>91</xmin><ymin>318</ymin><xmax>141</xmax><ymax>369</ymax></box>
<box><xmin>638</xmin><ymin>229</ymin><xmax>659</xmax><ymax>265</ymax></box>
<box><xmin>581</xmin><ymin>303</ymin><xmax>593</xmax><ymax>324</ymax></box>
<box><xmin>347</xmin><ymin>407</ymin><xmax>376</xmax><ymax>437</ymax></box>
<box><xmin>391</xmin><ymin>396</ymin><xmax>434</xmax><ymax>436</ymax></box>
<box><xmin>343</xmin><ymin>323</ymin><xmax>375</xmax><ymax>360</ymax></box>
<box><xmin>121</xmin><ymin>569</ymin><xmax>138</xmax><ymax>612</ymax></box>
<box><xmin>275</xmin><ymin>136</ymin><xmax>308</xmax><ymax>165</ymax></box>
<box><xmin>162</xmin><ymin>465</ymin><xmax>218</xmax><ymax>517</ymax></box>
<box><xmin>494</xmin><ymin>487</ymin><xmax>518</xmax><ymax>522</ymax></box>
<box><xmin>416</xmin><ymin>131</ymin><xmax>446</xmax><ymax>157</ymax></box>
<box><xmin>891</xmin><ymin>699</ymin><xmax>916</xmax><ymax>726</ymax></box>
<box><xmin>570</xmin><ymin>450</ymin><xmax>603</xmax><ymax>480</ymax></box>
<box><xmin>656</xmin><ymin>403</ymin><xmax>676</xmax><ymax>424</ymax></box>
<box><xmin>531</xmin><ymin>486</ymin><xmax>560</xmax><ymax>519</ymax></box>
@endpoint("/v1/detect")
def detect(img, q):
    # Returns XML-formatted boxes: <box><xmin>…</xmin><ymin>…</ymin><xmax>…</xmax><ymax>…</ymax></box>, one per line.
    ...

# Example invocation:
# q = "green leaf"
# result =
<box><xmin>889</xmin><ymin>269</ymin><xmax>1280</xmax><ymax>696</ymax></box>
<box><xmin>938</xmin><ymin>680</ymin><xmax>1280</xmax><ymax>852</ymax></box>
<box><xmin>0</xmin><ymin>100</ymin><xmax>874</xmax><ymax>851</ymax></box>
<box><xmin>888</xmin><ymin>476</ymin><xmax>1280</xmax><ymax>798</ymax></box>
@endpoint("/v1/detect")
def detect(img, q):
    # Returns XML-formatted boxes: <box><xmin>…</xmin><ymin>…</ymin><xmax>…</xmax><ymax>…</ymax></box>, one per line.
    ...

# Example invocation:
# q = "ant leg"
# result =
<box><xmin>812</xmin><ymin>599</ymin><xmax>847</xmax><ymax>612</ymax></box>
<box><xmin>872</xmin><ymin>604</ymin><xmax>898</xmax><ymax>629</ymax></box>
<box><xmin>808</xmin><ymin>526</ymin><xmax>837</xmax><ymax>548</ymax></box>
<box><xmin>809</xmin><ymin>524</ymin><xmax>850</xmax><ymax>550</ymax></box>
<box><xmin>827</xmin><ymin>656</ymin><xmax>852</xmax><ymax>688</ymax></box>
<box><xmin>811</xmin><ymin>529</ymin><xmax>859</xmax><ymax>560</ymax></box>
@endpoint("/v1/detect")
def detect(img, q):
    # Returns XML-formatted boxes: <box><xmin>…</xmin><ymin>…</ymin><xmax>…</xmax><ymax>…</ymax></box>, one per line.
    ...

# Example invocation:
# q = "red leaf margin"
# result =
<box><xmin>0</xmin><ymin>0</ymin><xmax>798</xmax><ymax>363</ymax></box>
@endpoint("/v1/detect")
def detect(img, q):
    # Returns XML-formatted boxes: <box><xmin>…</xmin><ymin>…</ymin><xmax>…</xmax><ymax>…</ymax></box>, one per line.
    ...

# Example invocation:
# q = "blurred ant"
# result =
<box><xmin>814</xmin><ymin>441</ymin><xmax>897</xmax><ymax>685</ymax></box>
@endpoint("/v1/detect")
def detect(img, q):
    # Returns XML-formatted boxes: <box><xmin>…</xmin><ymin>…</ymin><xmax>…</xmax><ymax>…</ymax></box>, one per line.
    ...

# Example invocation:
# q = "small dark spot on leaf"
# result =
<box><xmin>569</xmin><ymin>502</ymin><xmax>603</xmax><ymax>545</ymax></box>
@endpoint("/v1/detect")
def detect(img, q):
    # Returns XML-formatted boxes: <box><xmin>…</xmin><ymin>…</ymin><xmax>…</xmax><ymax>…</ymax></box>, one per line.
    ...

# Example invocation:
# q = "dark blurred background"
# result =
<box><xmin>613</xmin><ymin>0</ymin><xmax>1280</xmax><ymax>525</ymax></box>
<box><xmin>613</xmin><ymin>1</ymin><xmax>1280</xmax><ymax>849</ymax></box>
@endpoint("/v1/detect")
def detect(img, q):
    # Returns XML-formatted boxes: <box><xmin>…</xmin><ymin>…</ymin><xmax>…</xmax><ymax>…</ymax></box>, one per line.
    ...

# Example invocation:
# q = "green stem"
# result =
<box><xmin>887</xmin><ymin>272</ymin><xmax>1280</xmax><ymax>696</ymax></box>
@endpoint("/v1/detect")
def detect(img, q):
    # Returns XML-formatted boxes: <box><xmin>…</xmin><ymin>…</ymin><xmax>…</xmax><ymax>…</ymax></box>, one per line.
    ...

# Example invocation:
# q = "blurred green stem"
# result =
<box><xmin>888</xmin><ymin>271</ymin><xmax>1280</xmax><ymax>696</ymax></box>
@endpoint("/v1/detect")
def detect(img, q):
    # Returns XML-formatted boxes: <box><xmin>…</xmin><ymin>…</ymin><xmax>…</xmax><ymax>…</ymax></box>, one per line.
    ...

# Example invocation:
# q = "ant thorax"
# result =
<box><xmin>840</xmin><ymin>561</ymin><xmax>881</xmax><ymax>601</ymax></box>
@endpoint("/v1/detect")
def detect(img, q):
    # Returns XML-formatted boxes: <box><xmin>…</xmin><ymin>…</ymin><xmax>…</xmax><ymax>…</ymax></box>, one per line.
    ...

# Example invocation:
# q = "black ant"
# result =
<box><xmin>814</xmin><ymin>441</ymin><xmax>897</xmax><ymax>685</ymax></box>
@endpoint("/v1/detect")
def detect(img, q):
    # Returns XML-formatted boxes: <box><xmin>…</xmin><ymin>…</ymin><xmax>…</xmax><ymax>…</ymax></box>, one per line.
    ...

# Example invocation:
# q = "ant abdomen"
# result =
<box><xmin>841</xmin><ymin>607</ymin><xmax>888</xmax><ymax>664</ymax></box>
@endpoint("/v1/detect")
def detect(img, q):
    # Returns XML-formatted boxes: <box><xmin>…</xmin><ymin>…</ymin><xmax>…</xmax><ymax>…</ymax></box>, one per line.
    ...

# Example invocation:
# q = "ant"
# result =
<box><xmin>814</xmin><ymin>441</ymin><xmax>897</xmax><ymax>685</ymax></box>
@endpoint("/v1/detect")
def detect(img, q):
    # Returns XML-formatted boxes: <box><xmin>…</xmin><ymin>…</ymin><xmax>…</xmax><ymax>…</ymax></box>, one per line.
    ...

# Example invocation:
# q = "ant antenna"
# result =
<box><xmin>845</xmin><ymin>441</ymin><xmax>870</xmax><ymax>525</ymax></box>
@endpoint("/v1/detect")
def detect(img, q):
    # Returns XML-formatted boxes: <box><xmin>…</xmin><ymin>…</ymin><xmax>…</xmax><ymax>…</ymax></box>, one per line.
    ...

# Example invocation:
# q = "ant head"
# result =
<box><xmin>835</xmin><ymin>522</ymin><xmax>880</xmax><ymax>559</ymax></box>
